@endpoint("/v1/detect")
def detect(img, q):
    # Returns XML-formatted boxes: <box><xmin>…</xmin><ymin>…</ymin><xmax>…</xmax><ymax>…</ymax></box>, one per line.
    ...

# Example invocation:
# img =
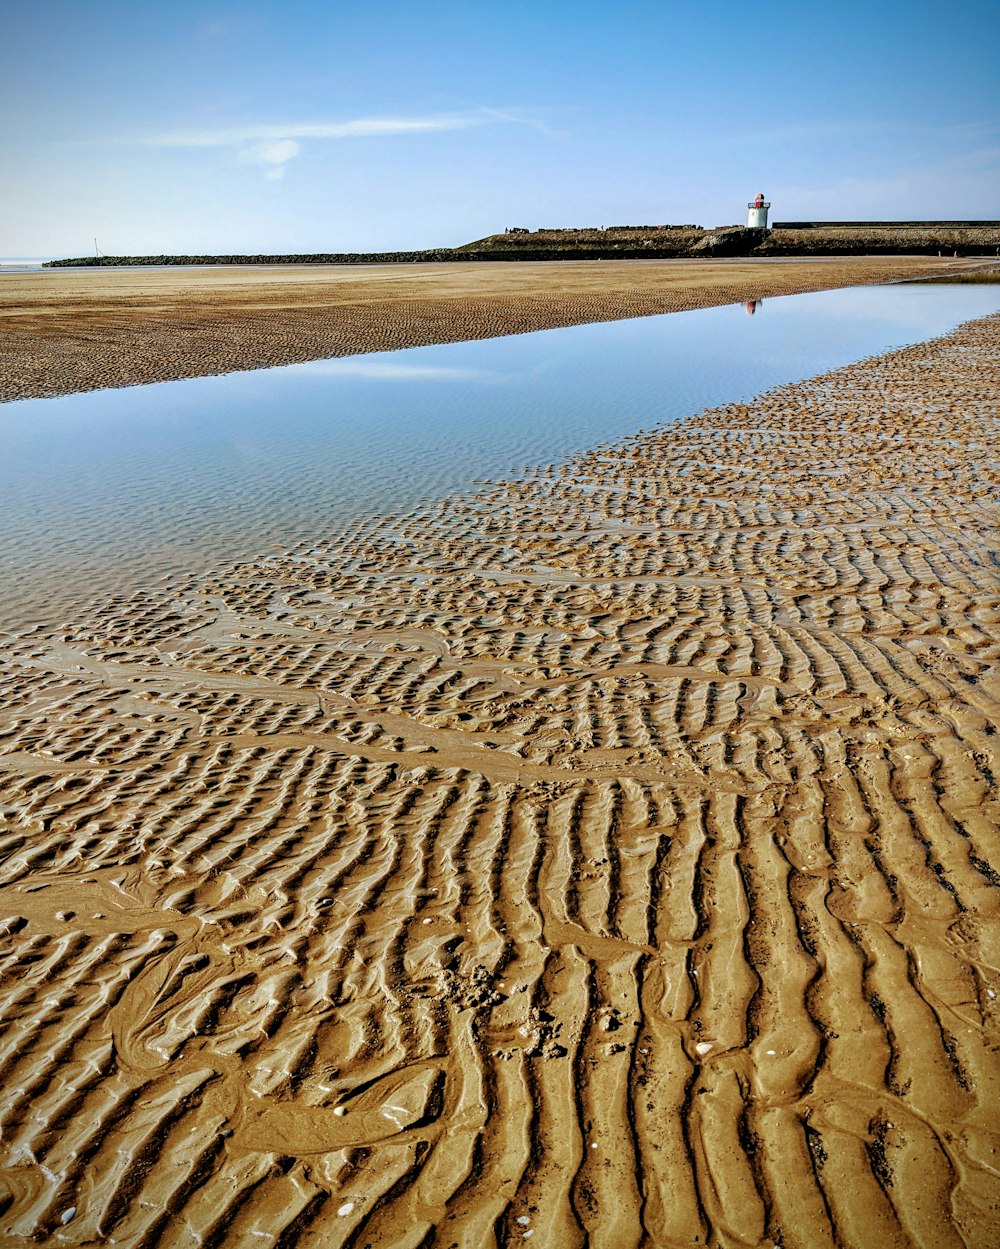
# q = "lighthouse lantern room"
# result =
<box><xmin>747</xmin><ymin>193</ymin><xmax>770</xmax><ymax>229</ymax></box>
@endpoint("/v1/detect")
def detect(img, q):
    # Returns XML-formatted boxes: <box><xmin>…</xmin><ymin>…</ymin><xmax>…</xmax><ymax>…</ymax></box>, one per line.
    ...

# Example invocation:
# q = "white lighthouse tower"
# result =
<box><xmin>747</xmin><ymin>192</ymin><xmax>770</xmax><ymax>229</ymax></box>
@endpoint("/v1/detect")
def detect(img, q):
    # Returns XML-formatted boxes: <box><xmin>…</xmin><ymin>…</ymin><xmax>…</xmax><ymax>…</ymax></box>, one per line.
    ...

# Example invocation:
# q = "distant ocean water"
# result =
<box><xmin>0</xmin><ymin>258</ymin><xmax>54</xmax><ymax>271</ymax></box>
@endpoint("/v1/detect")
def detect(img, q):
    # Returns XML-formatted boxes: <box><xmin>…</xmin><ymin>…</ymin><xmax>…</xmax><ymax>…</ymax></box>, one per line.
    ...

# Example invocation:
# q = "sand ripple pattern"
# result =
<box><xmin>0</xmin><ymin>314</ymin><xmax>999</xmax><ymax>1246</ymax></box>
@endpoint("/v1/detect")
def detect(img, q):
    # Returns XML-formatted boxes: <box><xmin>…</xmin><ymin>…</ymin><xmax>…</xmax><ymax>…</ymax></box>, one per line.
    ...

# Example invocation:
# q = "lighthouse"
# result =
<box><xmin>747</xmin><ymin>192</ymin><xmax>770</xmax><ymax>229</ymax></box>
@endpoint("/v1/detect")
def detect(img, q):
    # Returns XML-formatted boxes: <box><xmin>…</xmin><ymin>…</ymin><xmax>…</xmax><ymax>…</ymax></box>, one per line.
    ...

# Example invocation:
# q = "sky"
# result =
<box><xmin>3</xmin><ymin>0</ymin><xmax>998</xmax><ymax>257</ymax></box>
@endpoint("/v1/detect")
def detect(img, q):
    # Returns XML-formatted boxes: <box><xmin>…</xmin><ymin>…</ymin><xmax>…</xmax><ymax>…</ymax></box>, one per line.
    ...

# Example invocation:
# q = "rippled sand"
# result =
<box><xmin>0</xmin><ymin>256</ymin><xmax>987</xmax><ymax>402</ymax></box>
<box><xmin>1</xmin><ymin>313</ymin><xmax>999</xmax><ymax>1246</ymax></box>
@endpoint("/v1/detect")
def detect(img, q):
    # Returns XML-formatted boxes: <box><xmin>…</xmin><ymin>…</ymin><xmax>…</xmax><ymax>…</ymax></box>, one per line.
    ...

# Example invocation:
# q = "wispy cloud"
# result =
<box><xmin>238</xmin><ymin>138</ymin><xmax>301</xmax><ymax>180</ymax></box>
<box><xmin>151</xmin><ymin>114</ymin><xmax>490</xmax><ymax>147</ymax></box>
<box><xmin>144</xmin><ymin>111</ymin><xmax>510</xmax><ymax>179</ymax></box>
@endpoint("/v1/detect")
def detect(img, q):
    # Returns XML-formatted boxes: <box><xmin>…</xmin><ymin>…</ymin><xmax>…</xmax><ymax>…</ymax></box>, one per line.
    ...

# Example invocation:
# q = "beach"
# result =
<box><xmin>0</xmin><ymin>297</ymin><xmax>998</xmax><ymax>1245</ymax></box>
<box><xmin>0</xmin><ymin>255</ymin><xmax>988</xmax><ymax>403</ymax></box>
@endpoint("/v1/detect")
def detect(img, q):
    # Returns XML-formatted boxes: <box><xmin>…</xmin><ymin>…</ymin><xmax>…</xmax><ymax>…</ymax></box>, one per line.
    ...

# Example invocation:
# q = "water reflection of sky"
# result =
<box><xmin>294</xmin><ymin>360</ymin><xmax>510</xmax><ymax>382</ymax></box>
<box><xmin>2</xmin><ymin>282</ymin><xmax>998</xmax><ymax>625</ymax></box>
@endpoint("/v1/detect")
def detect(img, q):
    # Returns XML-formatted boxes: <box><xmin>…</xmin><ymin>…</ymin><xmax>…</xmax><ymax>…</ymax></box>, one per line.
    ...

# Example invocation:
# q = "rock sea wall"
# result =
<box><xmin>43</xmin><ymin>224</ymin><xmax>1000</xmax><ymax>268</ymax></box>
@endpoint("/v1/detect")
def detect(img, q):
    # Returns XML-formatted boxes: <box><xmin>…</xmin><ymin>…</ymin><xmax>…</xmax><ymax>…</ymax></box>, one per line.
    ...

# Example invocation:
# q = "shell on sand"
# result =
<box><xmin>0</xmin><ymin>312</ymin><xmax>998</xmax><ymax>1245</ymax></box>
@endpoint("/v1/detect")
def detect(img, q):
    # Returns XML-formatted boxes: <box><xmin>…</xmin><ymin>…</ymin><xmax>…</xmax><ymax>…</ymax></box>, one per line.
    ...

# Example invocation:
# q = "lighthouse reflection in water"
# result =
<box><xmin>745</xmin><ymin>299</ymin><xmax>763</xmax><ymax>315</ymax></box>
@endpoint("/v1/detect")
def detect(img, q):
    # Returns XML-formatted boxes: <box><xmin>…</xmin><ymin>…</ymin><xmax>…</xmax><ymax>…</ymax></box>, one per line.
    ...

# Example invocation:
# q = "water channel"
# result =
<box><xmin>2</xmin><ymin>282</ymin><xmax>998</xmax><ymax>627</ymax></box>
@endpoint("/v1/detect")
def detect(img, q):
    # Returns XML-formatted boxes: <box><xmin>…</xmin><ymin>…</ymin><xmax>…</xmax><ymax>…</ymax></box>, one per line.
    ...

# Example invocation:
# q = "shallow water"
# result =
<box><xmin>2</xmin><ymin>282</ymin><xmax>999</xmax><ymax>627</ymax></box>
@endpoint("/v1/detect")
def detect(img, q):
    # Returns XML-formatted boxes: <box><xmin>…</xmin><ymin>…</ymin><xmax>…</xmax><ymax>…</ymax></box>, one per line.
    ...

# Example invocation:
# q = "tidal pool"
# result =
<box><xmin>2</xmin><ymin>281</ymin><xmax>998</xmax><ymax>626</ymax></box>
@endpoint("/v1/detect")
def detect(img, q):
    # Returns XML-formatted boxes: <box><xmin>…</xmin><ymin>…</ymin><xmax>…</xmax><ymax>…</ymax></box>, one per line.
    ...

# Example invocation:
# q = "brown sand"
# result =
<box><xmin>0</xmin><ymin>256</ymin><xmax>989</xmax><ymax>403</ymax></box>
<box><xmin>1</xmin><ymin>311</ymin><xmax>999</xmax><ymax>1246</ymax></box>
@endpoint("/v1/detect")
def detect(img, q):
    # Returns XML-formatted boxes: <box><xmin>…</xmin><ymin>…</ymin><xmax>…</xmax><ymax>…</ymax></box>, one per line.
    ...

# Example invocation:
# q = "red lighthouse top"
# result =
<box><xmin>753</xmin><ymin>193</ymin><xmax>765</xmax><ymax>207</ymax></box>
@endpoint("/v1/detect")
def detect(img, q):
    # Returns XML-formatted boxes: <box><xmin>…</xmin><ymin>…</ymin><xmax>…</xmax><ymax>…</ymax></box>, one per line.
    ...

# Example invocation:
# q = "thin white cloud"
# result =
<box><xmin>142</xmin><ymin>110</ymin><xmax>516</xmax><ymax>181</ymax></box>
<box><xmin>248</xmin><ymin>139</ymin><xmax>300</xmax><ymax>164</ymax></box>
<box><xmin>239</xmin><ymin>138</ymin><xmax>300</xmax><ymax>179</ymax></box>
<box><xmin>475</xmin><ymin>106</ymin><xmax>565</xmax><ymax>140</ymax></box>
<box><xmin>151</xmin><ymin>114</ymin><xmax>490</xmax><ymax>149</ymax></box>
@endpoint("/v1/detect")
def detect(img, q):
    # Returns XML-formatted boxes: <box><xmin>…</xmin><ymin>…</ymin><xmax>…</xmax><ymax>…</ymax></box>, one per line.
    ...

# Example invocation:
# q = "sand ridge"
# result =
<box><xmin>1</xmin><ymin>256</ymin><xmax>991</xmax><ymax>403</ymax></box>
<box><xmin>0</xmin><ymin>313</ymin><xmax>999</xmax><ymax>1245</ymax></box>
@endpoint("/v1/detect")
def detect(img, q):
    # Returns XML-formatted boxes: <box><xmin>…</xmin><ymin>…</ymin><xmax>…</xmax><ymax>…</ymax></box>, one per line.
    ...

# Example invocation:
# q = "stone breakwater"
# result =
<box><xmin>46</xmin><ymin>250</ymin><xmax>457</xmax><ymax>267</ymax></box>
<box><xmin>42</xmin><ymin>221</ymin><xmax>1000</xmax><ymax>267</ymax></box>
<box><xmin>459</xmin><ymin>224</ymin><xmax>1000</xmax><ymax>260</ymax></box>
<box><xmin>464</xmin><ymin>223</ymin><xmax>1000</xmax><ymax>259</ymax></box>
<box><xmin>0</xmin><ymin>255</ymin><xmax>977</xmax><ymax>403</ymax></box>
<box><xmin>0</xmin><ymin>313</ymin><xmax>999</xmax><ymax>1245</ymax></box>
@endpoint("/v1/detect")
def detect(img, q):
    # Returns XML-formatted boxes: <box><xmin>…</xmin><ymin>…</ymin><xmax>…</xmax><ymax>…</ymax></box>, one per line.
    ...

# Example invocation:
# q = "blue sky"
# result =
<box><xmin>3</xmin><ymin>0</ymin><xmax>998</xmax><ymax>256</ymax></box>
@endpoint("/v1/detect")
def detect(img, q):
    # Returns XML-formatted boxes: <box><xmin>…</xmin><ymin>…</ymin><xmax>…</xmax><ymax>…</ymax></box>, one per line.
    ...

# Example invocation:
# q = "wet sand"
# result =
<box><xmin>0</xmin><ymin>256</ymin><xmax>988</xmax><ymax>402</ymax></box>
<box><xmin>1</xmin><ymin>311</ymin><xmax>999</xmax><ymax>1247</ymax></box>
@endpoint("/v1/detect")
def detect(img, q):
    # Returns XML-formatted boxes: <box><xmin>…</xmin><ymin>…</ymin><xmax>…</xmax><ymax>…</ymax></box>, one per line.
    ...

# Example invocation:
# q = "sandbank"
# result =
<box><xmin>1</xmin><ymin>255</ymin><xmax>992</xmax><ymax>402</ymax></box>
<box><xmin>0</xmin><ymin>309</ymin><xmax>998</xmax><ymax>1244</ymax></box>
